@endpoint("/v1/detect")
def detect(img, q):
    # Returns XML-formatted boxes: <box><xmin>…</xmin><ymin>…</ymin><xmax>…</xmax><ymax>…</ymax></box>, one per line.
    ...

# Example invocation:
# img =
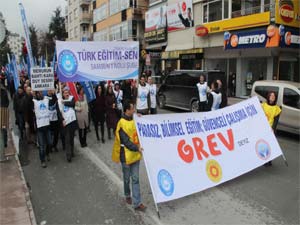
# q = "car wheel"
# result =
<box><xmin>159</xmin><ymin>95</ymin><xmax>166</xmax><ymax>109</ymax></box>
<box><xmin>191</xmin><ymin>101</ymin><xmax>199</xmax><ymax>112</ymax></box>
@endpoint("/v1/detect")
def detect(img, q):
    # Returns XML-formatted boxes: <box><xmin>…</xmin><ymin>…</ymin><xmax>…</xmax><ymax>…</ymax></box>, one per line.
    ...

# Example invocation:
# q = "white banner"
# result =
<box><xmin>134</xmin><ymin>97</ymin><xmax>283</xmax><ymax>203</ymax></box>
<box><xmin>167</xmin><ymin>0</ymin><xmax>194</xmax><ymax>32</ymax></box>
<box><xmin>56</xmin><ymin>41</ymin><xmax>139</xmax><ymax>82</ymax></box>
<box><xmin>31</xmin><ymin>67</ymin><xmax>54</xmax><ymax>91</ymax></box>
<box><xmin>145</xmin><ymin>5</ymin><xmax>167</xmax><ymax>32</ymax></box>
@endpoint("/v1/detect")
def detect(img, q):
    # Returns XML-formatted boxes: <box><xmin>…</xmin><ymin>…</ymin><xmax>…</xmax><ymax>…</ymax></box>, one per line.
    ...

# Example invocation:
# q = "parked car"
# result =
<box><xmin>158</xmin><ymin>70</ymin><xmax>226</xmax><ymax>112</ymax></box>
<box><xmin>251</xmin><ymin>80</ymin><xmax>300</xmax><ymax>134</ymax></box>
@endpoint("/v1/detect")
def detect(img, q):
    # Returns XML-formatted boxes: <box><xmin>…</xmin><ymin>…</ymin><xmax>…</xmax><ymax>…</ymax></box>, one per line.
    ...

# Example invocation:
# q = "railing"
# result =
<box><xmin>231</xmin><ymin>4</ymin><xmax>275</xmax><ymax>18</ymax></box>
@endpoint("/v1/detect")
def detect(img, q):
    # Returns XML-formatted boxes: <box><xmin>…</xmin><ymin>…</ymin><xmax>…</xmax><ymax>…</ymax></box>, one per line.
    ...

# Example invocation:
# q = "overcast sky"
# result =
<box><xmin>1</xmin><ymin>0</ymin><xmax>66</xmax><ymax>36</ymax></box>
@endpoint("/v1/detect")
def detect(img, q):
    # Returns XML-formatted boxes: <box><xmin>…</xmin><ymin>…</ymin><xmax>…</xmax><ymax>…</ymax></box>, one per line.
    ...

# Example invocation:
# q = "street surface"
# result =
<box><xmin>18</xmin><ymin>106</ymin><xmax>299</xmax><ymax>225</ymax></box>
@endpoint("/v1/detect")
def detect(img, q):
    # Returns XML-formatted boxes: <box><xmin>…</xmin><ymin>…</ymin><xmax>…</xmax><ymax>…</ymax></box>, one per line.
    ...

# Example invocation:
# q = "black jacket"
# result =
<box><xmin>0</xmin><ymin>87</ymin><xmax>9</xmax><ymax>107</ymax></box>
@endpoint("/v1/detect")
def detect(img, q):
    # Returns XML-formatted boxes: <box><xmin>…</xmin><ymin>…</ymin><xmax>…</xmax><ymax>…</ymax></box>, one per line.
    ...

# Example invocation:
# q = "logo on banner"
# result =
<box><xmin>58</xmin><ymin>50</ymin><xmax>78</xmax><ymax>77</ymax></box>
<box><xmin>157</xmin><ymin>169</ymin><xmax>174</xmax><ymax>196</ymax></box>
<box><xmin>206</xmin><ymin>160</ymin><xmax>222</xmax><ymax>183</ymax></box>
<box><xmin>255</xmin><ymin>139</ymin><xmax>271</xmax><ymax>160</ymax></box>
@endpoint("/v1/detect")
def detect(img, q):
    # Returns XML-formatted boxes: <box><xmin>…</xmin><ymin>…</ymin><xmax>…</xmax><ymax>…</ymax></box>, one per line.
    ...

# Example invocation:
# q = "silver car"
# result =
<box><xmin>251</xmin><ymin>80</ymin><xmax>300</xmax><ymax>135</ymax></box>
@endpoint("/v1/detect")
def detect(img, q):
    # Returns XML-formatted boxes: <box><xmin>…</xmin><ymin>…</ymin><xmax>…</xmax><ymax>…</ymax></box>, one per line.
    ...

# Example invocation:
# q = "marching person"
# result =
<box><xmin>216</xmin><ymin>79</ymin><xmax>228</xmax><ymax>108</ymax></box>
<box><xmin>207</xmin><ymin>81</ymin><xmax>222</xmax><ymax>111</ymax></box>
<box><xmin>196</xmin><ymin>75</ymin><xmax>209</xmax><ymax>112</ymax></box>
<box><xmin>112</xmin><ymin>100</ymin><xmax>146</xmax><ymax>212</ymax></box>
<box><xmin>136</xmin><ymin>76</ymin><xmax>150</xmax><ymax>115</ymax></box>
<box><xmin>105</xmin><ymin>85</ymin><xmax>118</xmax><ymax>140</ymax></box>
<box><xmin>147</xmin><ymin>76</ymin><xmax>157</xmax><ymax>114</ymax></box>
<box><xmin>33</xmin><ymin>91</ymin><xmax>51</xmax><ymax>168</ymax></box>
<box><xmin>261</xmin><ymin>91</ymin><xmax>282</xmax><ymax>166</ymax></box>
<box><xmin>91</xmin><ymin>84</ymin><xmax>106</xmax><ymax>143</ymax></box>
<box><xmin>24</xmin><ymin>86</ymin><xmax>35</xmax><ymax>145</ymax></box>
<box><xmin>59</xmin><ymin>86</ymin><xmax>78</xmax><ymax>162</ymax></box>
<box><xmin>0</xmin><ymin>82</ymin><xmax>9</xmax><ymax>148</ymax></box>
<box><xmin>114</xmin><ymin>81</ymin><xmax>123</xmax><ymax>119</ymax></box>
<box><xmin>13</xmin><ymin>86</ymin><xmax>26</xmax><ymax>139</ymax></box>
<box><xmin>75</xmin><ymin>86</ymin><xmax>89</xmax><ymax>148</ymax></box>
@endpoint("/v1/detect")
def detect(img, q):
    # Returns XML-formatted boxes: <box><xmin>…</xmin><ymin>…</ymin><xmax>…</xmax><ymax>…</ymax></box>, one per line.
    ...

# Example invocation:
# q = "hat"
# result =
<box><xmin>114</xmin><ymin>81</ymin><xmax>120</xmax><ymax>86</ymax></box>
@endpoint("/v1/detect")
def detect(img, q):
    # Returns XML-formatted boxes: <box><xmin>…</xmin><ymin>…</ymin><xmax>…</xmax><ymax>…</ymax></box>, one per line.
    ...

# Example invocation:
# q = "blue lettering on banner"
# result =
<box><xmin>157</xmin><ymin>169</ymin><xmax>174</xmax><ymax>197</ymax></box>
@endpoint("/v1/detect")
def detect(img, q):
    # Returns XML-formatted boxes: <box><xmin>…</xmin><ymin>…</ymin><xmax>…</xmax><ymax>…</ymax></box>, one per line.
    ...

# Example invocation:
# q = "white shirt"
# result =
<box><xmin>59</xmin><ymin>96</ymin><xmax>76</xmax><ymax>125</ymax></box>
<box><xmin>211</xmin><ymin>92</ymin><xmax>222</xmax><ymax>111</ymax></box>
<box><xmin>45</xmin><ymin>95</ymin><xmax>58</xmax><ymax>122</ymax></box>
<box><xmin>114</xmin><ymin>89</ymin><xmax>123</xmax><ymax>110</ymax></box>
<box><xmin>33</xmin><ymin>98</ymin><xmax>50</xmax><ymax>128</ymax></box>
<box><xmin>196</xmin><ymin>82</ymin><xmax>208</xmax><ymax>102</ymax></box>
<box><xmin>148</xmin><ymin>84</ymin><xmax>157</xmax><ymax>108</ymax></box>
<box><xmin>136</xmin><ymin>84</ymin><xmax>150</xmax><ymax>110</ymax></box>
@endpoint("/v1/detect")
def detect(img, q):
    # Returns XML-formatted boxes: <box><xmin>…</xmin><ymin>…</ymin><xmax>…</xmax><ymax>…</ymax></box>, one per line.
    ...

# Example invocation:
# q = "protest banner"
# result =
<box><xmin>56</xmin><ymin>41</ymin><xmax>139</xmax><ymax>82</ymax></box>
<box><xmin>134</xmin><ymin>97</ymin><xmax>283</xmax><ymax>204</ymax></box>
<box><xmin>30</xmin><ymin>67</ymin><xmax>54</xmax><ymax>91</ymax></box>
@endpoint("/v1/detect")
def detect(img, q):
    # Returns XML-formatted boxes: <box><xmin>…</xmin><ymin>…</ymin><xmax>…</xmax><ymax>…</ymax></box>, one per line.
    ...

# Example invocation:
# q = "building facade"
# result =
<box><xmin>162</xmin><ymin>0</ymin><xmax>299</xmax><ymax>97</ymax></box>
<box><xmin>7</xmin><ymin>33</ymin><xmax>23</xmax><ymax>63</ymax></box>
<box><xmin>65</xmin><ymin>0</ymin><xmax>93</xmax><ymax>41</ymax></box>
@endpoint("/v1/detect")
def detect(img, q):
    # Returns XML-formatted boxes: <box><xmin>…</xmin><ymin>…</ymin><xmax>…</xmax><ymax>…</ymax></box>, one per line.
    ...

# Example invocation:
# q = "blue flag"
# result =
<box><xmin>80</xmin><ymin>81</ymin><xmax>96</xmax><ymax>103</ymax></box>
<box><xmin>11</xmin><ymin>55</ymin><xmax>20</xmax><ymax>91</ymax></box>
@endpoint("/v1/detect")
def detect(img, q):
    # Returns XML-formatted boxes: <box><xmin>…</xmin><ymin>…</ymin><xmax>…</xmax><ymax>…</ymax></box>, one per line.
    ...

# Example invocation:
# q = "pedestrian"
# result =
<box><xmin>13</xmin><ymin>86</ymin><xmax>26</xmax><ymax>139</ymax></box>
<box><xmin>112</xmin><ymin>100</ymin><xmax>146</xmax><ymax>211</ymax></box>
<box><xmin>196</xmin><ymin>74</ymin><xmax>209</xmax><ymax>112</ymax></box>
<box><xmin>136</xmin><ymin>76</ymin><xmax>150</xmax><ymax>115</ymax></box>
<box><xmin>207</xmin><ymin>81</ymin><xmax>222</xmax><ymax>111</ymax></box>
<box><xmin>33</xmin><ymin>91</ymin><xmax>51</xmax><ymax>168</ymax></box>
<box><xmin>216</xmin><ymin>79</ymin><xmax>228</xmax><ymax>108</ymax></box>
<box><xmin>114</xmin><ymin>81</ymin><xmax>123</xmax><ymax>119</ymax></box>
<box><xmin>24</xmin><ymin>86</ymin><xmax>35</xmax><ymax>144</ymax></box>
<box><xmin>75</xmin><ymin>86</ymin><xmax>89</xmax><ymax>148</ymax></box>
<box><xmin>59</xmin><ymin>86</ymin><xmax>78</xmax><ymax>162</ymax></box>
<box><xmin>121</xmin><ymin>79</ymin><xmax>133</xmax><ymax>102</ymax></box>
<box><xmin>147</xmin><ymin>76</ymin><xmax>157</xmax><ymax>114</ymax></box>
<box><xmin>46</xmin><ymin>89</ymin><xmax>61</xmax><ymax>152</ymax></box>
<box><xmin>105</xmin><ymin>85</ymin><xmax>118</xmax><ymax>140</ymax></box>
<box><xmin>0</xmin><ymin>82</ymin><xmax>9</xmax><ymax>148</ymax></box>
<box><xmin>91</xmin><ymin>84</ymin><xmax>106</xmax><ymax>143</ymax></box>
<box><xmin>261</xmin><ymin>91</ymin><xmax>281</xmax><ymax>166</ymax></box>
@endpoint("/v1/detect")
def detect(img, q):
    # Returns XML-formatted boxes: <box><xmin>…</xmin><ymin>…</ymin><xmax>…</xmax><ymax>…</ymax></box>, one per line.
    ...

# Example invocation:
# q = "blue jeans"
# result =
<box><xmin>37</xmin><ymin>126</ymin><xmax>51</xmax><ymax>162</ymax></box>
<box><xmin>121</xmin><ymin>161</ymin><xmax>141</xmax><ymax>208</ymax></box>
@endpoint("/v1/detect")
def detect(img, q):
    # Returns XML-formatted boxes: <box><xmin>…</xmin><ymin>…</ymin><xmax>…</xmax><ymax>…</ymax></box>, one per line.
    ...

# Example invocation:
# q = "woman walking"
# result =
<box><xmin>105</xmin><ymin>85</ymin><xmax>118</xmax><ymax>140</ymax></box>
<box><xmin>75</xmin><ymin>86</ymin><xmax>89</xmax><ymax>148</ymax></box>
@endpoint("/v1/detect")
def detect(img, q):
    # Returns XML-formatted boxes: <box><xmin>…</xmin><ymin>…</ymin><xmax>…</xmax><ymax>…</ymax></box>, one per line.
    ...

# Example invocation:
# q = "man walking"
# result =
<box><xmin>0</xmin><ymin>83</ymin><xmax>9</xmax><ymax>148</ymax></box>
<box><xmin>147</xmin><ymin>76</ymin><xmax>157</xmax><ymax>114</ymax></box>
<box><xmin>136</xmin><ymin>76</ymin><xmax>150</xmax><ymax>115</ymax></box>
<box><xmin>112</xmin><ymin>101</ymin><xmax>146</xmax><ymax>212</ymax></box>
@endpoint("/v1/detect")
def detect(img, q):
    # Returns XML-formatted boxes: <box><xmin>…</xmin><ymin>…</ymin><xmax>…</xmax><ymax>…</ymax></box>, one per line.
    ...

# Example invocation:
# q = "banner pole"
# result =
<box><xmin>281</xmin><ymin>151</ymin><xmax>288</xmax><ymax>167</ymax></box>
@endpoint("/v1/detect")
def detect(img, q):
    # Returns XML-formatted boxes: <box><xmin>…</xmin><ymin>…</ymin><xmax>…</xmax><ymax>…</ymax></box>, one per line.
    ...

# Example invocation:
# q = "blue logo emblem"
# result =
<box><xmin>39</xmin><ymin>103</ymin><xmax>47</xmax><ymax>114</ymax></box>
<box><xmin>150</xmin><ymin>89</ymin><xmax>155</xmax><ymax>96</ymax></box>
<box><xmin>255</xmin><ymin>139</ymin><xmax>271</xmax><ymax>160</ymax></box>
<box><xmin>58</xmin><ymin>50</ymin><xmax>78</xmax><ymax>77</ymax></box>
<box><xmin>140</xmin><ymin>92</ymin><xmax>147</xmax><ymax>102</ymax></box>
<box><xmin>201</xmin><ymin>88</ymin><xmax>206</xmax><ymax>96</ymax></box>
<box><xmin>157</xmin><ymin>169</ymin><xmax>174</xmax><ymax>196</ymax></box>
<box><xmin>63</xmin><ymin>105</ymin><xmax>69</xmax><ymax>113</ymax></box>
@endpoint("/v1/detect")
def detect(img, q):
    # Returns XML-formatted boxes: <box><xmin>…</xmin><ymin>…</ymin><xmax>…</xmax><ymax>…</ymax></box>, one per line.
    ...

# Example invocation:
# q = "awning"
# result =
<box><xmin>146</xmin><ymin>42</ymin><xmax>167</xmax><ymax>50</ymax></box>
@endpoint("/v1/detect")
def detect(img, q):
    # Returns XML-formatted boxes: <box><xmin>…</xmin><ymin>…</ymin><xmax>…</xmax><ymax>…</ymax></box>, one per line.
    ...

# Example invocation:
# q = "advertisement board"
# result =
<box><xmin>275</xmin><ymin>0</ymin><xmax>300</xmax><ymax>28</ymax></box>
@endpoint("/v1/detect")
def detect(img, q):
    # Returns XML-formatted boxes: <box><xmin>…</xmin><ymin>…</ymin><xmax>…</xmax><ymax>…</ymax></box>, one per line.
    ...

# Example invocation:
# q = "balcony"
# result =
<box><xmin>231</xmin><ymin>4</ymin><xmax>275</xmax><ymax>18</ymax></box>
<box><xmin>79</xmin><ymin>0</ymin><xmax>91</xmax><ymax>7</ymax></box>
<box><xmin>79</xmin><ymin>13</ymin><xmax>92</xmax><ymax>25</ymax></box>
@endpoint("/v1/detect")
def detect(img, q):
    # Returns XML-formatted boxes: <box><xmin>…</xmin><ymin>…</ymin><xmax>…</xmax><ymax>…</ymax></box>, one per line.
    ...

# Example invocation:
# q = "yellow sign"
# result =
<box><xmin>275</xmin><ymin>0</ymin><xmax>300</xmax><ymax>28</ymax></box>
<box><xmin>162</xmin><ymin>48</ymin><xmax>203</xmax><ymax>59</ymax></box>
<box><xmin>204</xmin><ymin>12</ymin><xmax>270</xmax><ymax>34</ymax></box>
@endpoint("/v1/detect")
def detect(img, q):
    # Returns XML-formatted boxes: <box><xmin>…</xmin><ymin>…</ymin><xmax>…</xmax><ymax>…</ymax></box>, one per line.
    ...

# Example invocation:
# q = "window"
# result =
<box><xmin>110</xmin><ymin>0</ymin><xmax>129</xmax><ymax>16</ymax></box>
<box><xmin>254</xmin><ymin>86</ymin><xmax>279</xmax><ymax>101</ymax></box>
<box><xmin>283</xmin><ymin>88</ymin><xmax>300</xmax><ymax>109</ymax></box>
<box><xmin>94</xmin><ymin>28</ymin><xmax>108</xmax><ymax>41</ymax></box>
<box><xmin>203</xmin><ymin>0</ymin><xmax>230</xmax><ymax>23</ymax></box>
<box><xmin>93</xmin><ymin>3</ymin><xmax>107</xmax><ymax>23</ymax></box>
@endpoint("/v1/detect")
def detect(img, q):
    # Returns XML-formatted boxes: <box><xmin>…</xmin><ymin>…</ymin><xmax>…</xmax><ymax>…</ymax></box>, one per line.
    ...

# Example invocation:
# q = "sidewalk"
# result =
<box><xmin>0</xmin><ymin>130</ymin><xmax>36</xmax><ymax>225</ymax></box>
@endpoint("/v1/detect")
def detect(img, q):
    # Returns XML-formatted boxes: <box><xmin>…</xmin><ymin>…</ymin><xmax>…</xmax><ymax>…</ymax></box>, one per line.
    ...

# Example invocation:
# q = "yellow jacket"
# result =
<box><xmin>112</xmin><ymin>117</ymin><xmax>141</xmax><ymax>165</ymax></box>
<box><xmin>261</xmin><ymin>102</ymin><xmax>281</xmax><ymax>128</ymax></box>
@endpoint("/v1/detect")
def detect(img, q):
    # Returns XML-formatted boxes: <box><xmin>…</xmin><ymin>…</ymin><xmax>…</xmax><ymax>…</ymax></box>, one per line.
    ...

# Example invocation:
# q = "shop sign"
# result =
<box><xmin>144</xmin><ymin>28</ymin><xmax>167</xmax><ymax>42</ymax></box>
<box><xmin>204</xmin><ymin>12</ymin><xmax>270</xmax><ymax>34</ymax></box>
<box><xmin>167</xmin><ymin>0</ymin><xmax>194</xmax><ymax>32</ymax></box>
<box><xmin>224</xmin><ymin>25</ymin><xmax>281</xmax><ymax>50</ymax></box>
<box><xmin>275</xmin><ymin>0</ymin><xmax>300</xmax><ymax>28</ymax></box>
<box><xmin>279</xmin><ymin>25</ymin><xmax>300</xmax><ymax>48</ymax></box>
<box><xmin>146</xmin><ymin>54</ymin><xmax>151</xmax><ymax>66</ymax></box>
<box><xmin>179</xmin><ymin>53</ymin><xmax>203</xmax><ymax>60</ymax></box>
<box><xmin>149</xmin><ymin>0</ymin><xmax>163</xmax><ymax>6</ymax></box>
<box><xmin>162</xmin><ymin>48</ymin><xmax>203</xmax><ymax>59</ymax></box>
<box><xmin>195</xmin><ymin>25</ymin><xmax>208</xmax><ymax>37</ymax></box>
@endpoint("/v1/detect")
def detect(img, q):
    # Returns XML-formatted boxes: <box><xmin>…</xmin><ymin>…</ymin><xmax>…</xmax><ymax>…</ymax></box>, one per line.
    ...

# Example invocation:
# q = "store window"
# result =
<box><xmin>283</xmin><ymin>88</ymin><xmax>300</xmax><ymax>109</ymax></box>
<box><xmin>203</xmin><ymin>0</ymin><xmax>229</xmax><ymax>23</ymax></box>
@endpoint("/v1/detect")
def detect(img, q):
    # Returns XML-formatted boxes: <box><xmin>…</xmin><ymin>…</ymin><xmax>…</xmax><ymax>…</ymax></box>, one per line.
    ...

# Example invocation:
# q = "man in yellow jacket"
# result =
<box><xmin>112</xmin><ymin>100</ymin><xmax>146</xmax><ymax>212</ymax></box>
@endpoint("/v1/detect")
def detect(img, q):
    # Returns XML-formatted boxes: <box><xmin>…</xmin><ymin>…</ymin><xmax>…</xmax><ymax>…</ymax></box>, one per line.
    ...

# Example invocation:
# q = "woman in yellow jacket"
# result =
<box><xmin>261</xmin><ymin>91</ymin><xmax>281</xmax><ymax>166</ymax></box>
<box><xmin>112</xmin><ymin>100</ymin><xmax>146</xmax><ymax>212</ymax></box>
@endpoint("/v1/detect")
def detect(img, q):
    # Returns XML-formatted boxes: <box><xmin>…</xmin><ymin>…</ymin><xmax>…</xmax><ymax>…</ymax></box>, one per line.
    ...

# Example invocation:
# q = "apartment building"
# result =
<box><xmin>65</xmin><ymin>0</ymin><xmax>93</xmax><ymax>41</ymax></box>
<box><xmin>163</xmin><ymin>0</ymin><xmax>299</xmax><ymax>97</ymax></box>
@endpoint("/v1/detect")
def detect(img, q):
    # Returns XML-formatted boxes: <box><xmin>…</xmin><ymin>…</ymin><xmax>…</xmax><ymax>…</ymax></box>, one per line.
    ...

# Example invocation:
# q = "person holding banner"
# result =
<box><xmin>261</xmin><ymin>91</ymin><xmax>282</xmax><ymax>166</ymax></box>
<box><xmin>112</xmin><ymin>100</ymin><xmax>146</xmax><ymax>212</ymax></box>
<box><xmin>59</xmin><ymin>86</ymin><xmax>78</xmax><ymax>162</ymax></box>
<box><xmin>136</xmin><ymin>76</ymin><xmax>150</xmax><ymax>115</ymax></box>
<box><xmin>33</xmin><ymin>91</ymin><xmax>51</xmax><ymax>168</ymax></box>
<box><xmin>75</xmin><ymin>86</ymin><xmax>89</xmax><ymax>148</ymax></box>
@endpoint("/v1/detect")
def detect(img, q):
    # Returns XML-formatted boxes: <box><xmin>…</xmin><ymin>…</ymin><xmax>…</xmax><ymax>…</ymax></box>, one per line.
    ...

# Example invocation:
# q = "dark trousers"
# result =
<box><xmin>94</xmin><ymin>119</ymin><xmax>105</xmax><ymax>141</ymax></box>
<box><xmin>1</xmin><ymin>128</ymin><xmax>7</xmax><ymax>147</ymax></box>
<box><xmin>64</xmin><ymin>122</ymin><xmax>76</xmax><ymax>160</ymax></box>
<box><xmin>198</xmin><ymin>101</ymin><xmax>207</xmax><ymax>112</ymax></box>
<box><xmin>16</xmin><ymin>113</ymin><xmax>25</xmax><ymax>139</ymax></box>
<box><xmin>50</xmin><ymin>120</ymin><xmax>60</xmax><ymax>149</ymax></box>
<box><xmin>150</xmin><ymin>108</ymin><xmax>157</xmax><ymax>114</ymax></box>
<box><xmin>37</xmin><ymin>126</ymin><xmax>51</xmax><ymax>163</ymax></box>
<box><xmin>79</xmin><ymin>128</ymin><xmax>87</xmax><ymax>146</ymax></box>
<box><xmin>137</xmin><ymin>109</ymin><xmax>149</xmax><ymax>115</ymax></box>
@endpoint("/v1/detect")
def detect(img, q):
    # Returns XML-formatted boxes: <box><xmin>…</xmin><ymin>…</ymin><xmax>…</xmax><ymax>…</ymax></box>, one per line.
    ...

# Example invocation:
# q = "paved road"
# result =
<box><xmin>19</xmin><ymin>106</ymin><xmax>299</xmax><ymax>225</ymax></box>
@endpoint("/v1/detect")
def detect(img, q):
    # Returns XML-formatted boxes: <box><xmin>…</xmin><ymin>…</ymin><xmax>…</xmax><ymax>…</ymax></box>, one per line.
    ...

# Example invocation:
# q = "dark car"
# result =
<box><xmin>158</xmin><ymin>70</ymin><xmax>226</xmax><ymax>111</ymax></box>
